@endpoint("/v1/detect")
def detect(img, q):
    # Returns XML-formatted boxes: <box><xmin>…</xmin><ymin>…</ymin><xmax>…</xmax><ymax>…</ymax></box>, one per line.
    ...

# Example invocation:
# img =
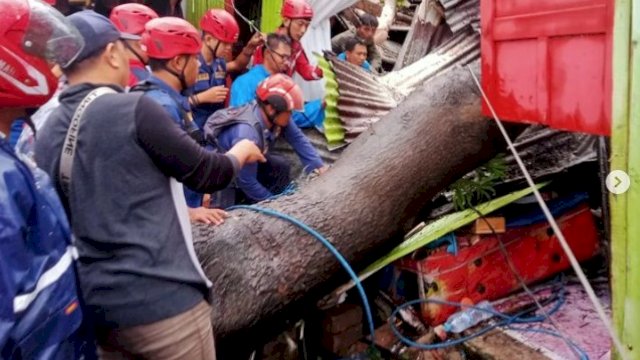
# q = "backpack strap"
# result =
<box><xmin>59</xmin><ymin>87</ymin><xmax>116</xmax><ymax>197</ymax></box>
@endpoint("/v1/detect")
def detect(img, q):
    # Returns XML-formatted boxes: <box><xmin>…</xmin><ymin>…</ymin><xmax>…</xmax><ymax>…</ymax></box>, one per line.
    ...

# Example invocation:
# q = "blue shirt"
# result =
<box><xmin>189</xmin><ymin>55</ymin><xmax>227</xmax><ymax>129</ymax></box>
<box><xmin>141</xmin><ymin>75</ymin><xmax>192</xmax><ymax>127</ymax></box>
<box><xmin>229</xmin><ymin>64</ymin><xmax>270</xmax><ymax>108</ymax></box>
<box><xmin>216</xmin><ymin>103</ymin><xmax>324</xmax><ymax>201</ymax></box>
<box><xmin>230</xmin><ymin>65</ymin><xmax>325</xmax><ymax>129</ymax></box>
<box><xmin>338</xmin><ymin>52</ymin><xmax>372</xmax><ymax>72</ymax></box>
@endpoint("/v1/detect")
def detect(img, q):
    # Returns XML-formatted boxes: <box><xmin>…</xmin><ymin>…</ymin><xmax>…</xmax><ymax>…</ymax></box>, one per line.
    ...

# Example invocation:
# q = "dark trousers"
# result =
<box><xmin>212</xmin><ymin>153</ymin><xmax>291</xmax><ymax>208</ymax></box>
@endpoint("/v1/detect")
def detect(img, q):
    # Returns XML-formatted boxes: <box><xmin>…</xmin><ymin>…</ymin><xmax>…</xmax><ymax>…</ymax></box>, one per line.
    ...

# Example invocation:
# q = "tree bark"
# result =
<box><xmin>193</xmin><ymin>62</ymin><xmax>520</xmax><ymax>343</ymax></box>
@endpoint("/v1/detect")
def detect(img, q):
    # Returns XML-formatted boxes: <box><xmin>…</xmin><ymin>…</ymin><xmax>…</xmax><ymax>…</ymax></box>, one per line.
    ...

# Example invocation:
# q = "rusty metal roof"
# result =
<box><xmin>394</xmin><ymin>0</ymin><xmax>479</xmax><ymax>70</ymax></box>
<box><xmin>327</xmin><ymin>29</ymin><xmax>479</xmax><ymax>144</ymax></box>
<box><xmin>323</xmin><ymin>0</ymin><xmax>480</xmax><ymax>146</ymax></box>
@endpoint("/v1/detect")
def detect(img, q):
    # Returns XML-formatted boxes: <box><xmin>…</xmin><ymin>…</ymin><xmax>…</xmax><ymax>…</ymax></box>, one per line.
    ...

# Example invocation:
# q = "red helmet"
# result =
<box><xmin>110</xmin><ymin>3</ymin><xmax>158</xmax><ymax>37</ymax></box>
<box><xmin>256</xmin><ymin>74</ymin><xmax>304</xmax><ymax>112</ymax></box>
<box><xmin>200</xmin><ymin>9</ymin><xmax>239</xmax><ymax>44</ymax></box>
<box><xmin>281</xmin><ymin>0</ymin><xmax>313</xmax><ymax>20</ymax></box>
<box><xmin>0</xmin><ymin>0</ymin><xmax>83</xmax><ymax>108</ymax></box>
<box><xmin>141</xmin><ymin>17</ymin><xmax>201</xmax><ymax>60</ymax></box>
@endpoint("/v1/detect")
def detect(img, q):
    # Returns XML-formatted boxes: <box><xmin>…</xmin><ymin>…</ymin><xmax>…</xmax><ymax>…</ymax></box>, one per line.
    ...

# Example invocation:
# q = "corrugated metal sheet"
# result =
<box><xmin>383</xmin><ymin>29</ymin><xmax>479</xmax><ymax>96</ymax></box>
<box><xmin>326</xmin><ymin>53</ymin><xmax>399</xmax><ymax>143</ymax></box>
<box><xmin>321</xmin><ymin>28</ymin><xmax>479</xmax><ymax>145</ymax></box>
<box><xmin>442</xmin><ymin>0</ymin><xmax>480</xmax><ymax>33</ymax></box>
<box><xmin>380</xmin><ymin>40</ymin><xmax>403</xmax><ymax>64</ymax></box>
<box><xmin>394</xmin><ymin>0</ymin><xmax>479</xmax><ymax>70</ymax></box>
<box><xmin>394</xmin><ymin>0</ymin><xmax>452</xmax><ymax>70</ymax></box>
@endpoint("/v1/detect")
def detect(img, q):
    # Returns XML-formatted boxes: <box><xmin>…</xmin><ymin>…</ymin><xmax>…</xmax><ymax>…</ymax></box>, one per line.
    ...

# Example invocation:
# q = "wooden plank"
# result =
<box><xmin>610</xmin><ymin>0</ymin><xmax>631</xmax><ymax>358</ymax></box>
<box><xmin>622</xmin><ymin>0</ymin><xmax>640</xmax><ymax>357</ymax></box>
<box><xmin>463</xmin><ymin>329</ymin><xmax>550</xmax><ymax>360</ymax></box>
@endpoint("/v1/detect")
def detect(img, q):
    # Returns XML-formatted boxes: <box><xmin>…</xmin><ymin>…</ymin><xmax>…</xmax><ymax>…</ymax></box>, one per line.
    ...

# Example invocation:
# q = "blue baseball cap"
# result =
<box><xmin>65</xmin><ymin>10</ymin><xmax>138</xmax><ymax>67</ymax></box>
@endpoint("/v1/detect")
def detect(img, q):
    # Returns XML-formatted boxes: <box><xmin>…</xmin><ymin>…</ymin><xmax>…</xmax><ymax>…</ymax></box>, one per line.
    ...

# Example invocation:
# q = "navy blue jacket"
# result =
<box><xmin>1</xmin><ymin>137</ymin><xmax>84</xmax><ymax>359</ymax></box>
<box><xmin>212</xmin><ymin>102</ymin><xmax>323</xmax><ymax>201</ymax></box>
<box><xmin>189</xmin><ymin>54</ymin><xmax>227</xmax><ymax>129</ymax></box>
<box><xmin>138</xmin><ymin>76</ymin><xmax>205</xmax><ymax>208</ymax></box>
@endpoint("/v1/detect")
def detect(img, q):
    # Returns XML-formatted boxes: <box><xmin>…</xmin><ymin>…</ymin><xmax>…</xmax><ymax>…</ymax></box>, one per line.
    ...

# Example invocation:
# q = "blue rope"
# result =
<box><xmin>389</xmin><ymin>295</ymin><xmax>589</xmax><ymax>359</ymax></box>
<box><xmin>228</xmin><ymin>205</ymin><xmax>377</xmax><ymax>344</ymax></box>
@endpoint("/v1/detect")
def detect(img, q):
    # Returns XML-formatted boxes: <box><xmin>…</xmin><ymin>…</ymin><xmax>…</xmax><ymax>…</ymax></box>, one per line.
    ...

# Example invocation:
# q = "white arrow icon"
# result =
<box><xmin>606</xmin><ymin>170</ymin><xmax>631</xmax><ymax>195</ymax></box>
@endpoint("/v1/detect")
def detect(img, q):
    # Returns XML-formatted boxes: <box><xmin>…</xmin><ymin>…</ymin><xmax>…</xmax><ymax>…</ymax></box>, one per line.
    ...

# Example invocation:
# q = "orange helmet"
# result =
<box><xmin>200</xmin><ymin>9</ymin><xmax>239</xmax><ymax>44</ymax></box>
<box><xmin>0</xmin><ymin>0</ymin><xmax>83</xmax><ymax>108</ymax></box>
<box><xmin>110</xmin><ymin>3</ymin><xmax>158</xmax><ymax>37</ymax></box>
<box><xmin>256</xmin><ymin>74</ymin><xmax>304</xmax><ymax>113</ymax></box>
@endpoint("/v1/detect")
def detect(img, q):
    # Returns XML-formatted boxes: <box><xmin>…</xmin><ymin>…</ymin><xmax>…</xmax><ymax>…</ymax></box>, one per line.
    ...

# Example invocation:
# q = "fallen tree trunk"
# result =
<box><xmin>193</xmin><ymin>62</ymin><xmax>522</xmax><ymax>344</ymax></box>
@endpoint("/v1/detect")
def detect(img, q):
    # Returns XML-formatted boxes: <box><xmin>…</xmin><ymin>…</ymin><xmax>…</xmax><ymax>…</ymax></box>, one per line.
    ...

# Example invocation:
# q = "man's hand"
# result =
<box><xmin>195</xmin><ymin>86</ymin><xmax>228</xmax><ymax>104</ymax></box>
<box><xmin>246</xmin><ymin>32</ymin><xmax>265</xmax><ymax>51</ymax></box>
<box><xmin>227</xmin><ymin>139</ymin><xmax>267</xmax><ymax>167</ymax></box>
<box><xmin>188</xmin><ymin>207</ymin><xmax>229</xmax><ymax>225</ymax></box>
<box><xmin>316</xmin><ymin>165</ymin><xmax>329</xmax><ymax>175</ymax></box>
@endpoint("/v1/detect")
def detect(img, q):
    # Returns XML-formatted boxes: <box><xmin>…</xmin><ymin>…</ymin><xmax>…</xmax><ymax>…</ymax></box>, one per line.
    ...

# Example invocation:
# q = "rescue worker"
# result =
<box><xmin>332</xmin><ymin>13</ymin><xmax>381</xmax><ymax>72</ymax></box>
<box><xmin>0</xmin><ymin>0</ymin><xmax>89</xmax><ymax>358</ymax></box>
<box><xmin>231</xmin><ymin>33</ymin><xmax>325</xmax><ymax>129</ymax></box>
<box><xmin>338</xmin><ymin>36</ymin><xmax>372</xmax><ymax>72</ymax></box>
<box><xmin>206</xmin><ymin>74</ymin><xmax>327</xmax><ymax>206</ymax></box>
<box><xmin>189</xmin><ymin>8</ymin><xmax>263</xmax><ymax>129</ymax></box>
<box><xmin>253</xmin><ymin>0</ymin><xmax>323</xmax><ymax>81</ymax></box>
<box><xmin>135</xmin><ymin>16</ymin><xmax>233</xmax><ymax>217</ymax></box>
<box><xmin>109</xmin><ymin>2</ymin><xmax>158</xmax><ymax>87</ymax></box>
<box><xmin>34</xmin><ymin>10</ymin><xmax>264</xmax><ymax>358</ymax></box>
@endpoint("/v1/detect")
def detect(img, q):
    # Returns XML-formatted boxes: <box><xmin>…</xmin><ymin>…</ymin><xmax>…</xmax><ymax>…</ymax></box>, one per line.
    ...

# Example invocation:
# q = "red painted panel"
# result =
<box><xmin>398</xmin><ymin>204</ymin><xmax>600</xmax><ymax>326</ymax></box>
<box><xmin>481</xmin><ymin>0</ymin><xmax>613</xmax><ymax>135</ymax></box>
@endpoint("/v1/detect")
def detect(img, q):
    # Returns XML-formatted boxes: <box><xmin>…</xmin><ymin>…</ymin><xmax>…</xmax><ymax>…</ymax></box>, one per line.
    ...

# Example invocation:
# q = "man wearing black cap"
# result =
<box><xmin>35</xmin><ymin>10</ymin><xmax>264</xmax><ymax>359</ymax></box>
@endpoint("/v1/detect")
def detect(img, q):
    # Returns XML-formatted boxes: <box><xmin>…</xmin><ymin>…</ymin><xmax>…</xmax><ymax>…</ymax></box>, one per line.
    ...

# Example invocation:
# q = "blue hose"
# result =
<box><xmin>228</xmin><ymin>205</ymin><xmax>377</xmax><ymax>344</ymax></box>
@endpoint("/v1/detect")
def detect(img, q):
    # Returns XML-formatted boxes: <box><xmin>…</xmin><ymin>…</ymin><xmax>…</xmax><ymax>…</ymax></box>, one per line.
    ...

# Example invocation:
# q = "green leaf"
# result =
<box><xmin>333</xmin><ymin>183</ymin><xmax>548</xmax><ymax>295</ymax></box>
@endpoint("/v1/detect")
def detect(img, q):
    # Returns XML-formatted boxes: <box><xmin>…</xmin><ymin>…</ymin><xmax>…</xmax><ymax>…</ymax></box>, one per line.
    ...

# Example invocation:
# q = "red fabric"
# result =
<box><xmin>127</xmin><ymin>59</ymin><xmax>147</xmax><ymax>87</ymax></box>
<box><xmin>253</xmin><ymin>27</ymin><xmax>322</xmax><ymax>81</ymax></box>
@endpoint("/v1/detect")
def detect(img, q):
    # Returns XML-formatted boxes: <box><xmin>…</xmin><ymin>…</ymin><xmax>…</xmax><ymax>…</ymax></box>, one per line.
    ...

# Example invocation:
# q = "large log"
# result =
<box><xmin>193</xmin><ymin>62</ymin><xmax>520</xmax><ymax>343</ymax></box>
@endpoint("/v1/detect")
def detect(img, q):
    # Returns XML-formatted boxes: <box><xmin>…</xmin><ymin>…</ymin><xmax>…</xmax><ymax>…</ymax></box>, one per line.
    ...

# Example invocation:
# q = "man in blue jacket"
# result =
<box><xmin>0</xmin><ymin>0</ymin><xmax>89</xmax><ymax>358</ymax></box>
<box><xmin>230</xmin><ymin>33</ymin><xmax>325</xmax><ymax>130</ymax></box>
<box><xmin>134</xmin><ymin>16</ymin><xmax>232</xmax><ymax>223</ymax></box>
<box><xmin>206</xmin><ymin>74</ymin><xmax>327</xmax><ymax>206</ymax></box>
<box><xmin>188</xmin><ymin>9</ymin><xmax>263</xmax><ymax>129</ymax></box>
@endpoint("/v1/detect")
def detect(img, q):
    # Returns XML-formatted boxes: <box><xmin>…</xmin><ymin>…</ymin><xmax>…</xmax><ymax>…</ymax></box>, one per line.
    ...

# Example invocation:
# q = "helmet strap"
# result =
<box><xmin>286</xmin><ymin>21</ymin><xmax>293</xmax><ymax>39</ymax></box>
<box><xmin>123</xmin><ymin>40</ymin><xmax>146</xmax><ymax>65</ymax></box>
<box><xmin>258</xmin><ymin>99</ymin><xmax>279</xmax><ymax>127</ymax></box>
<box><xmin>163</xmin><ymin>57</ymin><xmax>189</xmax><ymax>90</ymax></box>
<box><xmin>23</xmin><ymin>110</ymin><xmax>37</xmax><ymax>138</ymax></box>
<box><xmin>206</xmin><ymin>36</ymin><xmax>221</xmax><ymax>64</ymax></box>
